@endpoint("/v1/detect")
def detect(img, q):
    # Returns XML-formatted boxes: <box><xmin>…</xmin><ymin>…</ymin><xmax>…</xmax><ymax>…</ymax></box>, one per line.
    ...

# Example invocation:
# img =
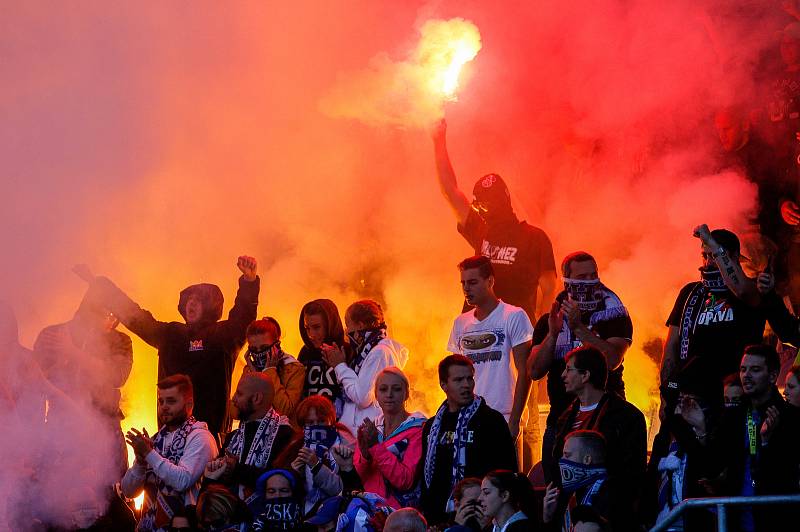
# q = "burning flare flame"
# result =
<box><xmin>417</xmin><ymin>18</ymin><xmax>482</xmax><ymax>101</ymax></box>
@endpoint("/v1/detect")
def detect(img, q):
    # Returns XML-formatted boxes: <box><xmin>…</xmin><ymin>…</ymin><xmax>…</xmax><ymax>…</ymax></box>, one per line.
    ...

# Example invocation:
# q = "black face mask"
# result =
<box><xmin>700</xmin><ymin>268</ymin><xmax>727</xmax><ymax>292</ymax></box>
<box><xmin>563</xmin><ymin>277</ymin><xmax>602</xmax><ymax>312</ymax></box>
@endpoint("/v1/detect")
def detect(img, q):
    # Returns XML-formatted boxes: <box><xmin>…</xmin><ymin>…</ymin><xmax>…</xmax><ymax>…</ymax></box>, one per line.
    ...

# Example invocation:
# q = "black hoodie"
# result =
<box><xmin>92</xmin><ymin>275</ymin><xmax>259</xmax><ymax>436</ymax></box>
<box><xmin>297</xmin><ymin>299</ymin><xmax>348</xmax><ymax>414</ymax></box>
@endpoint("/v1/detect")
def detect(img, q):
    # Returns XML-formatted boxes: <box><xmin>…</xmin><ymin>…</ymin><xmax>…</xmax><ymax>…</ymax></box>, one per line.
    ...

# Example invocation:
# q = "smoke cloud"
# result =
<box><xmin>0</xmin><ymin>2</ymin><xmax>793</xmax><ymax>524</ymax></box>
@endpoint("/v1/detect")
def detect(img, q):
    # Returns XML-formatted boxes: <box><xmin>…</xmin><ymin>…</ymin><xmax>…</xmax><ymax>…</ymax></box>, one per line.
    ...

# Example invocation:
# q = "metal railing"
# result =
<box><xmin>650</xmin><ymin>494</ymin><xmax>800</xmax><ymax>532</ymax></box>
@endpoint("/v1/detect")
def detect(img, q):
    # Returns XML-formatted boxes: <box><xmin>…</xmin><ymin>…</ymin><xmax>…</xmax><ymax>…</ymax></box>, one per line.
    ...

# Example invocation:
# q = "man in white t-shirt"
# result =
<box><xmin>447</xmin><ymin>255</ymin><xmax>533</xmax><ymax>444</ymax></box>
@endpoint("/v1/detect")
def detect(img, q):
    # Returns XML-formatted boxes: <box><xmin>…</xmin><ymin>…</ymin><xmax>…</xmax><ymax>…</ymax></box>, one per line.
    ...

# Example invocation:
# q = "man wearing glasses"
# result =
<box><xmin>552</xmin><ymin>346</ymin><xmax>646</xmax><ymax>532</ymax></box>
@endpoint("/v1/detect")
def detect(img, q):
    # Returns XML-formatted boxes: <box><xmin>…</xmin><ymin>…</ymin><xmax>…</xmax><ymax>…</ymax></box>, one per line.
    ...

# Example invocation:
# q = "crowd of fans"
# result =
<box><xmin>8</xmin><ymin>5</ymin><xmax>800</xmax><ymax>532</ymax></box>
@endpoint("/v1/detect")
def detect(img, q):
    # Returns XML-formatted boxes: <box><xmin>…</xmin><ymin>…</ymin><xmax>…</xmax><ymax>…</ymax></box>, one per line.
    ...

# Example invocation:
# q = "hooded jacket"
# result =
<box><xmin>33</xmin><ymin>284</ymin><xmax>133</xmax><ymax>421</ymax></box>
<box><xmin>354</xmin><ymin>411</ymin><xmax>426</xmax><ymax>509</ymax></box>
<box><xmin>335</xmin><ymin>337</ymin><xmax>410</xmax><ymax>434</ymax></box>
<box><xmin>297</xmin><ymin>299</ymin><xmax>348</xmax><ymax>413</ymax></box>
<box><xmin>92</xmin><ymin>275</ymin><xmax>259</xmax><ymax>436</ymax></box>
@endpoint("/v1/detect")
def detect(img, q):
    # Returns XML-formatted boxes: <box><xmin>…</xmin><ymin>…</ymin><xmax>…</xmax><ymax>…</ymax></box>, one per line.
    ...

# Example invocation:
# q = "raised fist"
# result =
<box><xmin>692</xmin><ymin>224</ymin><xmax>712</xmax><ymax>245</ymax></box>
<box><xmin>237</xmin><ymin>256</ymin><xmax>258</xmax><ymax>281</ymax></box>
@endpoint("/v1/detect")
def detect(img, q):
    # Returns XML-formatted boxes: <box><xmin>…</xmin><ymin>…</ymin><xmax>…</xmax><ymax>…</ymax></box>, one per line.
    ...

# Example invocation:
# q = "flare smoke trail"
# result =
<box><xmin>0</xmin><ymin>1</ymin><xmax>790</xmax><ymax>526</ymax></box>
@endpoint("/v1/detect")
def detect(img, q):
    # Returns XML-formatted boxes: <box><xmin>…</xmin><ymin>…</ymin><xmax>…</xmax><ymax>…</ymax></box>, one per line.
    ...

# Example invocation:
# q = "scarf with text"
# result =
<box><xmin>554</xmin><ymin>284</ymin><xmax>629</xmax><ymax>360</ymax></box>
<box><xmin>424</xmin><ymin>396</ymin><xmax>483</xmax><ymax>489</ymax></box>
<box><xmin>227</xmin><ymin>408</ymin><xmax>289</xmax><ymax>468</ymax></box>
<box><xmin>140</xmin><ymin>416</ymin><xmax>201</xmax><ymax>531</ymax></box>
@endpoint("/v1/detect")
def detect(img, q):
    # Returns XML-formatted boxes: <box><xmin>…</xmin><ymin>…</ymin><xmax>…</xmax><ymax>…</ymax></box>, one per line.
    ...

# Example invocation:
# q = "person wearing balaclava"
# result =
<box><xmin>528</xmin><ymin>250</ymin><xmax>633</xmax><ymax>484</ymax></box>
<box><xmin>432</xmin><ymin>118</ymin><xmax>558</xmax><ymax>475</ymax></box>
<box><xmin>72</xmin><ymin>256</ymin><xmax>260</xmax><ymax>439</ymax></box>
<box><xmin>660</xmin><ymin>226</ymin><xmax>766</xmax><ymax>390</ymax></box>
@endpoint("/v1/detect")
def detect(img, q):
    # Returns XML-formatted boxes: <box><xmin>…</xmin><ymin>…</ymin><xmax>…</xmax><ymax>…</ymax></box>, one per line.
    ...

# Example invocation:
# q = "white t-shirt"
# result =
<box><xmin>447</xmin><ymin>300</ymin><xmax>533</xmax><ymax>418</ymax></box>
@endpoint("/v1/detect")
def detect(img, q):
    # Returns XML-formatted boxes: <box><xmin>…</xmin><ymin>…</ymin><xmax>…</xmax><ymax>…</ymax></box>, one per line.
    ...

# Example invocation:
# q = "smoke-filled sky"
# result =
<box><xmin>1</xmin><ymin>0</ymin><xmax>793</xmax><ymax>488</ymax></box>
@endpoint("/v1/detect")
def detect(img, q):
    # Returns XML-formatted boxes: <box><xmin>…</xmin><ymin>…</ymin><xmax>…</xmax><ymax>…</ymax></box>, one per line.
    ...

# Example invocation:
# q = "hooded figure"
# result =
<box><xmin>298</xmin><ymin>299</ymin><xmax>348</xmax><ymax>416</ymax></box>
<box><xmin>86</xmin><ymin>259</ymin><xmax>259</xmax><ymax>437</ymax></box>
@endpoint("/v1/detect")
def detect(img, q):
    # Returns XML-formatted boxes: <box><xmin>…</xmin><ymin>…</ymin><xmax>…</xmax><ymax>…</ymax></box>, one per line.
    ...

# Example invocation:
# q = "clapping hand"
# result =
<box><xmin>320</xmin><ymin>342</ymin><xmax>347</xmax><ymax>368</ymax></box>
<box><xmin>125</xmin><ymin>428</ymin><xmax>153</xmax><ymax>463</ymax></box>
<box><xmin>330</xmin><ymin>445</ymin><xmax>354</xmax><ymax>472</ymax></box>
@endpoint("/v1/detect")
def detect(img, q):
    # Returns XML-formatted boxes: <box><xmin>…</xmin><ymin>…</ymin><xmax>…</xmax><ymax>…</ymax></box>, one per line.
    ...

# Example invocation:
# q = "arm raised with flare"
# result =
<box><xmin>432</xmin><ymin>119</ymin><xmax>471</xmax><ymax>226</ymax></box>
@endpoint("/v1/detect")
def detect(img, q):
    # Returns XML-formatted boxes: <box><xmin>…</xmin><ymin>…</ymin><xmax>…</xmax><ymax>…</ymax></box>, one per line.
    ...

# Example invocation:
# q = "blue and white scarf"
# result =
<box><xmin>140</xmin><ymin>416</ymin><xmax>201</xmax><ymax>531</ymax></box>
<box><xmin>553</xmin><ymin>284</ymin><xmax>629</xmax><ymax>360</ymax></box>
<box><xmin>348</xmin><ymin>325</ymin><xmax>387</xmax><ymax>374</ymax></box>
<box><xmin>424</xmin><ymin>396</ymin><xmax>483</xmax><ymax>489</ymax></box>
<box><xmin>227</xmin><ymin>408</ymin><xmax>289</xmax><ymax>468</ymax></box>
<box><xmin>378</xmin><ymin>413</ymin><xmax>426</xmax><ymax>507</ymax></box>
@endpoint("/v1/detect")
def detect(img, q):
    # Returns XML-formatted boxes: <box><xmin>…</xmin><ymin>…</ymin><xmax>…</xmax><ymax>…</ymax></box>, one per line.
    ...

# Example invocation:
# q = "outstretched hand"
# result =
<box><xmin>237</xmin><ymin>256</ymin><xmax>258</xmax><ymax>281</ymax></box>
<box><xmin>72</xmin><ymin>264</ymin><xmax>95</xmax><ymax>283</ymax></box>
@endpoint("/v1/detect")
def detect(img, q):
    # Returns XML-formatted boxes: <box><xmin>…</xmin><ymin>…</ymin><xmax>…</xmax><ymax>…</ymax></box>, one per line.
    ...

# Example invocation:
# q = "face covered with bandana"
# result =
<box><xmin>700</xmin><ymin>245</ymin><xmax>727</xmax><ymax>292</ymax></box>
<box><xmin>563</xmin><ymin>259</ymin><xmax>602</xmax><ymax>312</ymax></box>
<box><xmin>558</xmin><ymin>437</ymin><xmax>607</xmax><ymax>494</ymax></box>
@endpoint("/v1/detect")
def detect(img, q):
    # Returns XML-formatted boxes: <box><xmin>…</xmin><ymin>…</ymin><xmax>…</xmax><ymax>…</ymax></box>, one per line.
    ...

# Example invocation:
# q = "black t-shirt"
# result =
<box><xmin>533</xmin><ymin>310</ymin><xmax>633</xmax><ymax>427</ymax></box>
<box><xmin>458</xmin><ymin>211</ymin><xmax>556</xmax><ymax>318</ymax></box>
<box><xmin>666</xmin><ymin>282</ymin><xmax>765</xmax><ymax>381</ymax></box>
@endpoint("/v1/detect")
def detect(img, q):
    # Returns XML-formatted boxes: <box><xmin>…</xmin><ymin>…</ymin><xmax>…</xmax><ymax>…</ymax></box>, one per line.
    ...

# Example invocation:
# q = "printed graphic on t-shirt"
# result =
<box><xmin>188</xmin><ymin>339</ymin><xmax>204</xmax><ymax>352</ymax></box>
<box><xmin>438</xmin><ymin>430</ymin><xmax>474</xmax><ymax>446</ymax></box>
<box><xmin>459</xmin><ymin>329</ymin><xmax>506</xmax><ymax>364</ymax></box>
<box><xmin>696</xmin><ymin>299</ymin><xmax>734</xmax><ymax>326</ymax></box>
<box><xmin>305</xmin><ymin>363</ymin><xmax>338</xmax><ymax>396</ymax></box>
<box><xmin>481</xmin><ymin>240</ymin><xmax>518</xmax><ymax>265</ymax></box>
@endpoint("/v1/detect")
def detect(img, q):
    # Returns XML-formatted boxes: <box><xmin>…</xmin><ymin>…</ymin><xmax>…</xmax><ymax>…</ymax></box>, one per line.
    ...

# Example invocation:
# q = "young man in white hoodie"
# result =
<box><xmin>320</xmin><ymin>299</ymin><xmax>409</xmax><ymax>434</ymax></box>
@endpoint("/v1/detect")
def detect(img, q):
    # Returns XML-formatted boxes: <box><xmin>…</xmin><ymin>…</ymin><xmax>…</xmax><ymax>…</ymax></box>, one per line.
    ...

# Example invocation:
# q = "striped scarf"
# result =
<box><xmin>423</xmin><ymin>396</ymin><xmax>483</xmax><ymax>489</ymax></box>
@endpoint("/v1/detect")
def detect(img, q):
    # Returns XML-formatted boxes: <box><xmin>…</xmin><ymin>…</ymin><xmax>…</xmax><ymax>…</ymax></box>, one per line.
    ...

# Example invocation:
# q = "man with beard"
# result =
<box><xmin>75</xmin><ymin>256</ymin><xmax>259</xmax><ymax>438</ymax></box>
<box><xmin>122</xmin><ymin>374</ymin><xmax>218</xmax><ymax>532</ymax></box>
<box><xmin>711</xmin><ymin>344</ymin><xmax>800</xmax><ymax>531</ymax></box>
<box><xmin>528</xmin><ymin>251</ymin><xmax>632</xmax><ymax>483</ymax></box>
<box><xmin>205</xmin><ymin>372</ymin><xmax>296</xmax><ymax>499</ymax></box>
<box><xmin>660</xmin><ymin>226</ymin><xmax>764</xmax><ymax>387</ymax></box>
<box><xmin>418</xmin><ymin>355</ymin><xmax>516</xmax><ymax>526</ymax></box>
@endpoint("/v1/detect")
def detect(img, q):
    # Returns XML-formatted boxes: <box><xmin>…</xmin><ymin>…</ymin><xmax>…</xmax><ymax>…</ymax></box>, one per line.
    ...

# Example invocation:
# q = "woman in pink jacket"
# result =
<box><xmin>353</xmin><ymin>366</ymin><xmax>426</xmax><ymax>509</ymax></box>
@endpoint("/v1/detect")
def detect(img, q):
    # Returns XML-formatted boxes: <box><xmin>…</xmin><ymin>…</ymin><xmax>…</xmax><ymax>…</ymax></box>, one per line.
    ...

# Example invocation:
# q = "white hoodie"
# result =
<box><xmin>334</xmin><ymin>337</ymin><xmax>409</xmax><ymax>434</ymax></box>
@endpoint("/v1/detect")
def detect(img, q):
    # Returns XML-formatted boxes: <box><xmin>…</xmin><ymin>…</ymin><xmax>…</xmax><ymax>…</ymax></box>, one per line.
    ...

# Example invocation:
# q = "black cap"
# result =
<box><xmin>472</xmin><ymin>173</ymin><xmax>510</xmax><ymax>203</ymax></box>
<box><xmin>710</xmin><ymin>229</ymin><xmax>741</xmax><ymax>258</ymax></box>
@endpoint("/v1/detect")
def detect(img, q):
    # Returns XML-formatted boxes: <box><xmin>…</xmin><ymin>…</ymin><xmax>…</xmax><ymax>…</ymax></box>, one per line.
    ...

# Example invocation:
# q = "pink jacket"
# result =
<box><xmin>354</xmin><ymin>412</ymin><xmax>426</xmax><ymax>509</ymax></box>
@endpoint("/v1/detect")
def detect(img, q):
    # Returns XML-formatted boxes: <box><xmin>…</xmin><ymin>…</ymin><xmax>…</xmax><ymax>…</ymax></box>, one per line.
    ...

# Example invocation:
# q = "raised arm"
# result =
<box><xmin>693</xmin><ymin>225</ymin><xmax>760</xmax><ymax>306</ymax></box>
<box><xmin>219</xmin><ymin>256</ymin><xmax>260</xmax><ymax>341</ymax></box>
<box><xmin>72</xmin><ymin>264</ymin><xmax>169</xmax><ymax>349</ymax></box>
<box><xmin>432</xmin><ymin>119</ymin><xmax>470</xmax><ymax>226</ymax></box>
